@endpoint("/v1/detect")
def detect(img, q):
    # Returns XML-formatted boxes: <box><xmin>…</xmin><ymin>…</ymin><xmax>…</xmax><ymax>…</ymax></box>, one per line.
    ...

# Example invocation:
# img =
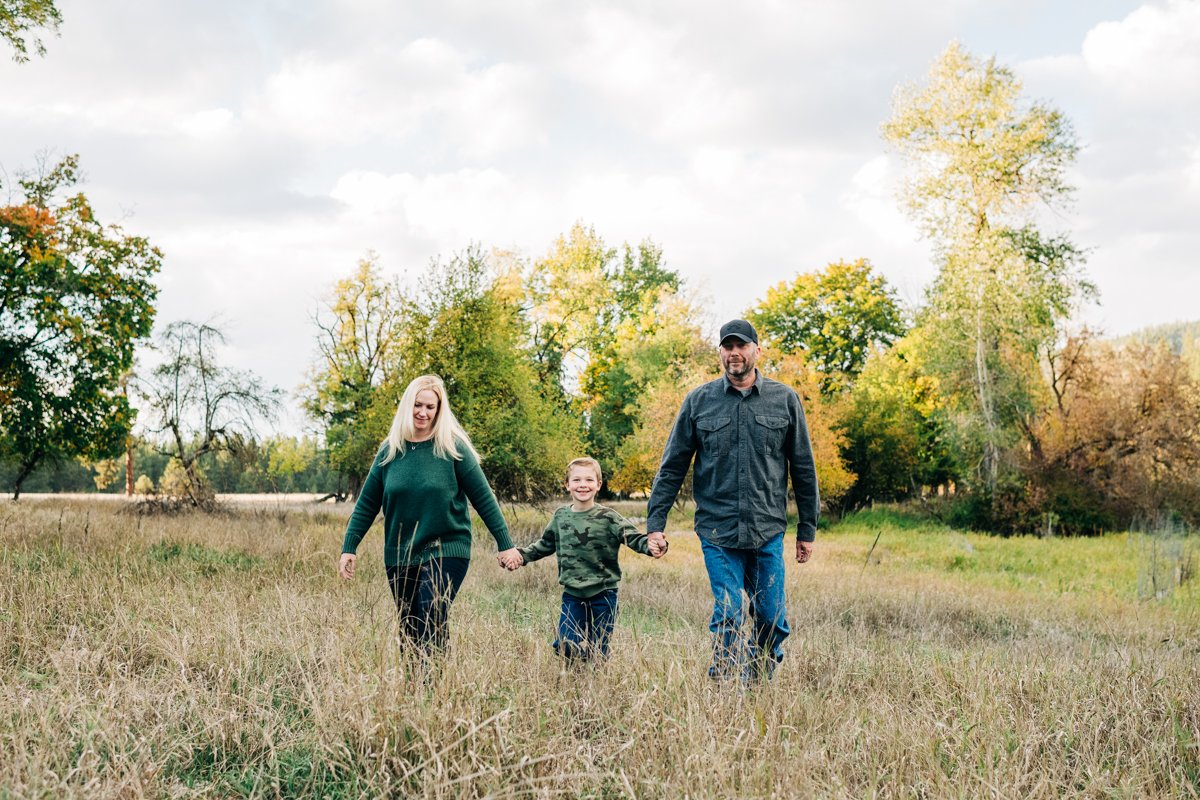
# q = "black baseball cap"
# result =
<box><xmin>718</xmin><ymin>319</ymin><xmax>758</xmax><ymax>345</ymax></box>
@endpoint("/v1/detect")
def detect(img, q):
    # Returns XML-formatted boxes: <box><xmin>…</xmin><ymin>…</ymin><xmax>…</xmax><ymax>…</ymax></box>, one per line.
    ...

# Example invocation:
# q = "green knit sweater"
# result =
<box><xmin>519</xmin><ymin>504</ymin><xmax>652</xmax><ymax>598</ymax></box>
<box><xmin>341</xmin><ymin>441</ymin><xmax>513</xmax><ymax>566</ymax></box>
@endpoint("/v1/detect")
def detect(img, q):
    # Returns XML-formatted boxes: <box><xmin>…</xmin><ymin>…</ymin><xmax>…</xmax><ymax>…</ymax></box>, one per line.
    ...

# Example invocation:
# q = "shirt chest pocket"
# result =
<box><xmin>696</xmin><ymin>415</ymin><xmax>732</xmax><ymax>455</ymax></box>
<box><xmin>754</xmin><ymin>414</ymin><xmax>788</xmax><ymax>454</ymax></box>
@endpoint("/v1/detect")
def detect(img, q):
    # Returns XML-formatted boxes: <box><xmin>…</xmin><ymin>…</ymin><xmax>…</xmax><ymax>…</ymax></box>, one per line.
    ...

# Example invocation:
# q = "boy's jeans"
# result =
<box><xmin>554</xmin><ymin>589</ymin><xmax>618</xmax><ymax>662</ymax></box>
<box><xmin>699</xmin><ymin>532</ymin><xmax>790</xmax><ymax>680</ymax></box>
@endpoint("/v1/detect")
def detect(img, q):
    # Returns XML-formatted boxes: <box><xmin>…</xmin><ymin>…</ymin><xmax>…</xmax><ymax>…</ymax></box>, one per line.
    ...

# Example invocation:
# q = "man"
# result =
<box><xmin>646</xmin><ymin>319</ymin><xmax>819</xmax><ymax>682</ymax></box>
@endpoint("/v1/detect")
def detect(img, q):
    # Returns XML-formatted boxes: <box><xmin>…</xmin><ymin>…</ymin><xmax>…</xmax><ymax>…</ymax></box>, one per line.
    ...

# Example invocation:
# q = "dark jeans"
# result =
<box><xmin>698</xmin><ymin>532</ymin><xmax>790</xmax><ymax>681</ymax></box>
<box><xmin>554</xmin><ymin>589</ymin><xmax>618</xmax><ymax>663</ymax></box>
<box><xmin>386</xmin><ymin>557</ymin><xmax>469</xmax><ymax>654</ymax></box>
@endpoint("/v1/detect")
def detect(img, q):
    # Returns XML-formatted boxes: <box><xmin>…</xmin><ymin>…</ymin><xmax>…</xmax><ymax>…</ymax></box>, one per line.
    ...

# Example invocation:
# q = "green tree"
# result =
<box><xmin>1</xmin><ymin>0</ymin><xmax>60</xmax><ymax>61</ymax></box>
<box><xmin>266</xmin><ymin>437</ymin><xmax>318</xmax><ymax>491</ymax></box>
<box><xmin>524</xmin><ymin>223</ymin><xmax>615</xmax><ymax>398</ymax></box>
<box><xmin>883</xmin><ymin>42</ymin><xmax>1093</xmax><ymax>500</ymax></box>
<box><xmin>83</xmin><ymin>457</ymin><xmax>122</xmax><ymax>490</ymax></box>
<box><xmin>578</xmin><ymin>242</ymin><xmax>688</xmax><ymax>470</ymax></box>
<box><xmin>169</xmin><ymin>434</ymin><xmax>337</xmax><ymax>494</ymax></box>
<box><xmin>837</xmin><ymin>332</ymin><xmax>958</xmax><ymax>509</ymax></box>
<box><xmin>766</xmin><ymin>353</ymin><xmax>857</xmax><ymax>507</ymax></box>
<box><xmin>526</xmin><ymin>225</ymin><xmax>680</xmax><ymax>392</ymax></box>
<box><xmin>610</xmin><ymin>364</ymin><xmax>713</xmax><ymax>499</ymax></box>
<box><xmin>602</xmin><ymin>291</ymin><xmax>713</xmax><ymax>496</ymax></box>
<box><xmin>137</xmin><ymin>321</ymin><xmax>281</xmax><ymax>507</ymax></box>
<box><xmin>407</xmin><ymin>248</ymin><xmax>582</xmax><ymax>500</ymax></box>
<box><xmin>0</xmin><ymin>154</ymin><xmax>161</xmax><ymax>499</ymax></box>
<box><xmin>303</xmin><ymin>254</ymin><xmax>406</xmax><ymax>499</ymax></box>
<box><xmin>522</xmin><ymin>224</ymin><xmax>686</xmax><ymax>475</ymax></box>
<box><xmin>125</xmin><ymin>438</ymin><xmax>171</xmax><ymax>492</ymax></box>
<box><xmin>747</xmin><ymin>258</ymin><xmax>905</xmax><ymax>394</ymax></box>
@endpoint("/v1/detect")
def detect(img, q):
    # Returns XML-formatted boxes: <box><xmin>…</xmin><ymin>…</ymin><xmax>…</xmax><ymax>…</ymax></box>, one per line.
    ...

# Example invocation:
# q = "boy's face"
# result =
<box><xmin>566</xmin><ymin>466</ymin><xmax>600</xmax><ymax>504</ymax></box>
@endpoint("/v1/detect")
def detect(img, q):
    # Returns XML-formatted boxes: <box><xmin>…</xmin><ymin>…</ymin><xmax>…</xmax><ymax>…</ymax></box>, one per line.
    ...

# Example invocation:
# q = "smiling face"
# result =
<box><xmin>719</xmin><ymin>337</ymin><xmax>760</xmax><ymax>384</ymax></box>
<box><xmin>566</xmin><ymin>464</ymin><xmax>600</xmax><ymax>508</ymax></box>
<box><xmin>411</xmin><ymin>388</ymin><xmax>440</xmax><ymax>440</ymax></box>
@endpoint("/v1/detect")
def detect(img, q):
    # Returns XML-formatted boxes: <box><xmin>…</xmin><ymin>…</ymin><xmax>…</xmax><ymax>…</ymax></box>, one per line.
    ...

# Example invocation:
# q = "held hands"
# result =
<box><xmin>796</xmin><ymin>539</ymin><xmax>814</xmax><ymax>564</ymax></box>
<box><xmin>338</xmin><ymin>553</ymin><xmax>356</xmax><ymax>580</ymax></box>
<box><xmin>647</xmin><ymin>532</ymin><xmax>668</xmax><ymax>559</ymax></box>
<box><xmin>497</xmin><ymin>547</ymin><xmax>524</xmax><ymax>571</ymax></box>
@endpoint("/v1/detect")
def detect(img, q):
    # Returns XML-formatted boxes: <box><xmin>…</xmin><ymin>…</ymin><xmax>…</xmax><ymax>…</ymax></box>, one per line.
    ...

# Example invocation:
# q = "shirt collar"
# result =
<box><xmin>723</xmin><ymin>369</ymin><xmax>762</xmax><ymax>395</ymax></box>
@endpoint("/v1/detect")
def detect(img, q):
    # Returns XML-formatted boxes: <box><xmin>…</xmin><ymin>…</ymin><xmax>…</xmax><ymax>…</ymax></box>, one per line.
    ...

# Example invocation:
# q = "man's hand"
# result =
<box><xmin>796</xmin><ymin>539</ymin><xmax>813</xmax><ymax>564</ymax></box>
<box><xmin>647</xmin><ymin>532</ymin><xmax>667</xmax><ymax>558</ymax></box>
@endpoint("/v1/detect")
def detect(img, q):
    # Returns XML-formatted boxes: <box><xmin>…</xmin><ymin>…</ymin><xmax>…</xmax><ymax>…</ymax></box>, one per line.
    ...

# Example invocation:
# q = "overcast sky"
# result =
<box><xmin>3</xmin><ymin>0</ymin><xmax>1198</xmax><ymax>433</ymax></box>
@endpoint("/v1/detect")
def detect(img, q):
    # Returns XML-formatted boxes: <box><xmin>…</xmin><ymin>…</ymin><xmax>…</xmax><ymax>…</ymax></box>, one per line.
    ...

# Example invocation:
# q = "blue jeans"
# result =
<box><xmin>699</xmin><ymin>532</ymin><xmax>790</xmax><ymax>680</ymax></box>
<box><xmin>554</xmin><ymin>589</ymin><xmax>618</xmax><ymax>663</ymax></box>
<box><xmin>386</xmin><ymin>558</ymin><xmax>469</xmax><ymax>655</ymax></box>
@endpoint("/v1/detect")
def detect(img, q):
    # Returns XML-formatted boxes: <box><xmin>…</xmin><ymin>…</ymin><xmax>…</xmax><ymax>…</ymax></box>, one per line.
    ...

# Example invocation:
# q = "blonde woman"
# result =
<box><xmin>338</xmin><ymin>375</ymin><xmax>520</xmax><ymax>653</ymax></box>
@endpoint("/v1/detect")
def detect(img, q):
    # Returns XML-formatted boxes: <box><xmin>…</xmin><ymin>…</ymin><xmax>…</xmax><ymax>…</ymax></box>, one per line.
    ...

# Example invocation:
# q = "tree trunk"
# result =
<box><xmin>345</xmin><ymin>471</ymin><xmax>363</xmax><ymax>502</ymax></box>
<box><xmin>973</xmin><ymin>307</ymin><xmax>999</xmax><ymax>494</ymax></box>
<box><xmin>125</xmin><ymin>436</ymin><xmax>135</xmax><ymax>496</ymax></box>
<box><xmin>182</xmin><ymin>457</ymin><xmax>208</xmax><ymax>507</ymax></box>
<box><xmin>11</xmin><ymin>453</ymin><xmax>41</xmax><ymax>501</ymax></box>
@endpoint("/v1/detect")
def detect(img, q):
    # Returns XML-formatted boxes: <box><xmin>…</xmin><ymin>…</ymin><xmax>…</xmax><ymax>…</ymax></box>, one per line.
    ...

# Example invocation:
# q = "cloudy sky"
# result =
<box><xmin>3</xmin><ymin>0</ymin><xmax>1198</xmax><ymax>431</ymax></box>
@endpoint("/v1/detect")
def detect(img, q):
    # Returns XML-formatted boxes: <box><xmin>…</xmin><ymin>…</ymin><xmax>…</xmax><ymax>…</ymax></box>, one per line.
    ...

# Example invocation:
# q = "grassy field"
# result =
<box><xmin>1</xmin><ymin>499</ymin><xmax>1197</xmax><ymax>799</ymax></box>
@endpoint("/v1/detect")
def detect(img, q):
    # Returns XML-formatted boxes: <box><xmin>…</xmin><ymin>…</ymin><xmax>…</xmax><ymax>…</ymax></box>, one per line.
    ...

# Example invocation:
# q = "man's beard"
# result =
<box><xmin>725</xmin><ymin>360</ymin><xmax>752</xmax><ymax>379</ymax></box>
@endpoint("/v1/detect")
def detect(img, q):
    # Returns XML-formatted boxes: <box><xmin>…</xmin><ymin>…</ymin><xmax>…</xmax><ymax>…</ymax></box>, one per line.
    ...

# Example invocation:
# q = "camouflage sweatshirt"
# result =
<box><xmin>519</xmin><ymin>505</ymin><xmax>653</xmax><ymax>598</ymax></box>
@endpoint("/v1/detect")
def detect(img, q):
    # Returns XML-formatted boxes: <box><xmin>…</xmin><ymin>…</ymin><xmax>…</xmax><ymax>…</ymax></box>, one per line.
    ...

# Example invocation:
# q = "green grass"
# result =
<box><xmin>1</xmin><ymin>498</ymin><xmax>1197</xmax><ymax>798</ymax></box>
<box><xmin>829</xmin><ymin>507</ymin><xmax>1197</xmax><ymax>613</ymax></box>
<box><xmin>147</xmin><ymin>540</ymin><xmax>261</xmax><ymax>574</ymax></box>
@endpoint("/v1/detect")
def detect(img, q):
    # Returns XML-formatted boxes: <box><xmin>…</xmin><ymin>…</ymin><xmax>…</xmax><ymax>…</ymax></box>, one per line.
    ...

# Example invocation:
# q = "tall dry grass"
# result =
<box><xmin>1</xmin><ymin>499</ymin><xmax>1197</xmax><ymax>798</ymax></box>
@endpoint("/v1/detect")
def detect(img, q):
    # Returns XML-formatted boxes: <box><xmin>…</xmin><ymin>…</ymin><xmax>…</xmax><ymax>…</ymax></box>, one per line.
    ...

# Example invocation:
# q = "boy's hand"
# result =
<box><xmin>651</xmin><ymin>537</ymin><xmax>668</xmax><ymax>559</ymax></box>
<box><xmin>497</xmin><ymin>548</ymin><xmax>524</xmax><ymax>571</ymax></box>
<box><xmin>647</xmin><ymin>532</ymin><xmax>667</xmax><ymax>558</ymax></box>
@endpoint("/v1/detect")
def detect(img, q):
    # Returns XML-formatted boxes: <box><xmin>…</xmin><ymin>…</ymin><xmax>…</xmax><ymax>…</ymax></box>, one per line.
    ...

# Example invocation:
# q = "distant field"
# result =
<box><xmin>14</xmin><ymin>492</ymin><xmax>337</xmax><ymax>505</ymax></box>
<box><xmin>2</xmin><ymin>500</ymin><xmax>1197</xmax><ymax>798</ymax></box>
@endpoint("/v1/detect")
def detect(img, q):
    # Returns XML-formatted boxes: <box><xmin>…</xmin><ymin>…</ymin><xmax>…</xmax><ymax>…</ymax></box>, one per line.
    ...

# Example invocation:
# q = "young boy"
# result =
<box><xmin>501</xmin><ymin>457</ymin><xmax>666</xmax><ymax>662</ymax></box>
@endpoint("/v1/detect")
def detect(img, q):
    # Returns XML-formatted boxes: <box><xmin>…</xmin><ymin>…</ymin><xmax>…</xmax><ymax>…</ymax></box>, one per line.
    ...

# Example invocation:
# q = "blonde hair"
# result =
<box><xmin>565</xmin><ymin>457</ymin><xmax>603</xmax><ymax>484</ymax></box>
<box><xmin>381</xmin><ymin>375</ymin><xmax>480</xmax><ymax>464</ymax></box>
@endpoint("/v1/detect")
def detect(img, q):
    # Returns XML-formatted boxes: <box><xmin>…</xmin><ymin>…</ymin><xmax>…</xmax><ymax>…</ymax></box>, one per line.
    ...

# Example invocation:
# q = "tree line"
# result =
<box><xmin>3</xmin><ymin>28</ymin><xmax>1198</xmax><ymax>533</ymax></box>
<box><xmin>0</xmin><ymin>435</ymin><xmax>338</xmax><ymax>495</ymax></box>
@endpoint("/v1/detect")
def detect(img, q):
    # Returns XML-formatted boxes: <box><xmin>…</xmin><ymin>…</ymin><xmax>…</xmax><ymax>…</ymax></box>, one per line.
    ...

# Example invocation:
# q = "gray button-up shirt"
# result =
<box><xmin>646</xmin><ymin>371</ymin><xmax>820</xmax><ymax>548</ymax></box>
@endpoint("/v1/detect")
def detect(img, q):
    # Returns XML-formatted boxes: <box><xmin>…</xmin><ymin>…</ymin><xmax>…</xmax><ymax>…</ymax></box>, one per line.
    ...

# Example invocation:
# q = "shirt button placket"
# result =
<box><xmin>737</xmin><ymin>396</ymin><xmax>745</xmax><ymax>540</ymax></box>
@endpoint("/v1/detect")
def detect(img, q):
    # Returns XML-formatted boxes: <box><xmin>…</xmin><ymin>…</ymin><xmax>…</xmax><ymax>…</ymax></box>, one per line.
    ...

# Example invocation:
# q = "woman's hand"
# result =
<box><xmin>496</xmin><ymin>548</ymin><xmax>523</xmax><ymax>571</ymax></box>
<box><xmin>338</xmin><ymin>553</ymin><xmax>356</xmax><ymax>580</ymax></box>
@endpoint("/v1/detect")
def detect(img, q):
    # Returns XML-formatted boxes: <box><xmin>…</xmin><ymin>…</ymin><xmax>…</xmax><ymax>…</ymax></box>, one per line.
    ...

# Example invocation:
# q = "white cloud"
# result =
<box><xmin>840</xmin><ymin>155</ymin><xmax>917</xmax><ymax>247</ymax></box>
<box><xmin>1082</xmin><ymin>0</ymin><xmax>1200</xmax><ymax>101</ymax></box>
<box><xmin>1186</xmin><ymin>140</ymin><xmax>1200</xmax><ymax>196</ymax></box>
<box><xmin>688</xmin><ymin>147</ymin><xmax>747</xmax><ymax>186</ymax></box>
<box><xmin>4</xmin><ymin>0</ymin><xmax>1197</xmax><ymax>425</ymax></box>
<box><xmin>330</xmin><ymin>167</ymin><xmax>544</xmax><ymax>245</ymax></box>
<box><xmin>176</xmin><ymin>108</ymin><xmax>235</xmax><ymax>140</ymax></box>
<box><xmin>250</xmin><ymin>38</ymin><xmax>548</xmax><ymax>157</ymax></box>
<box><xmin>562</xmin><ymin>7</ymin><xmax>754</xmax><ymax>146</ymax></box>
<box><xmin>1081</xmin><ymin>228</ymin><xmax>1200</xmax><ymax>335</ymax></box>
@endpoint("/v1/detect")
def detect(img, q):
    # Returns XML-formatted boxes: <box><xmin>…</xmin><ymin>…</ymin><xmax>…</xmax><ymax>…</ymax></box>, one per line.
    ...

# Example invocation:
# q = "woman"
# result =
<box><xmin>338</xmin><ymin>374</ymin><xmax>520</xmax><ymax>653</ymax></box>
